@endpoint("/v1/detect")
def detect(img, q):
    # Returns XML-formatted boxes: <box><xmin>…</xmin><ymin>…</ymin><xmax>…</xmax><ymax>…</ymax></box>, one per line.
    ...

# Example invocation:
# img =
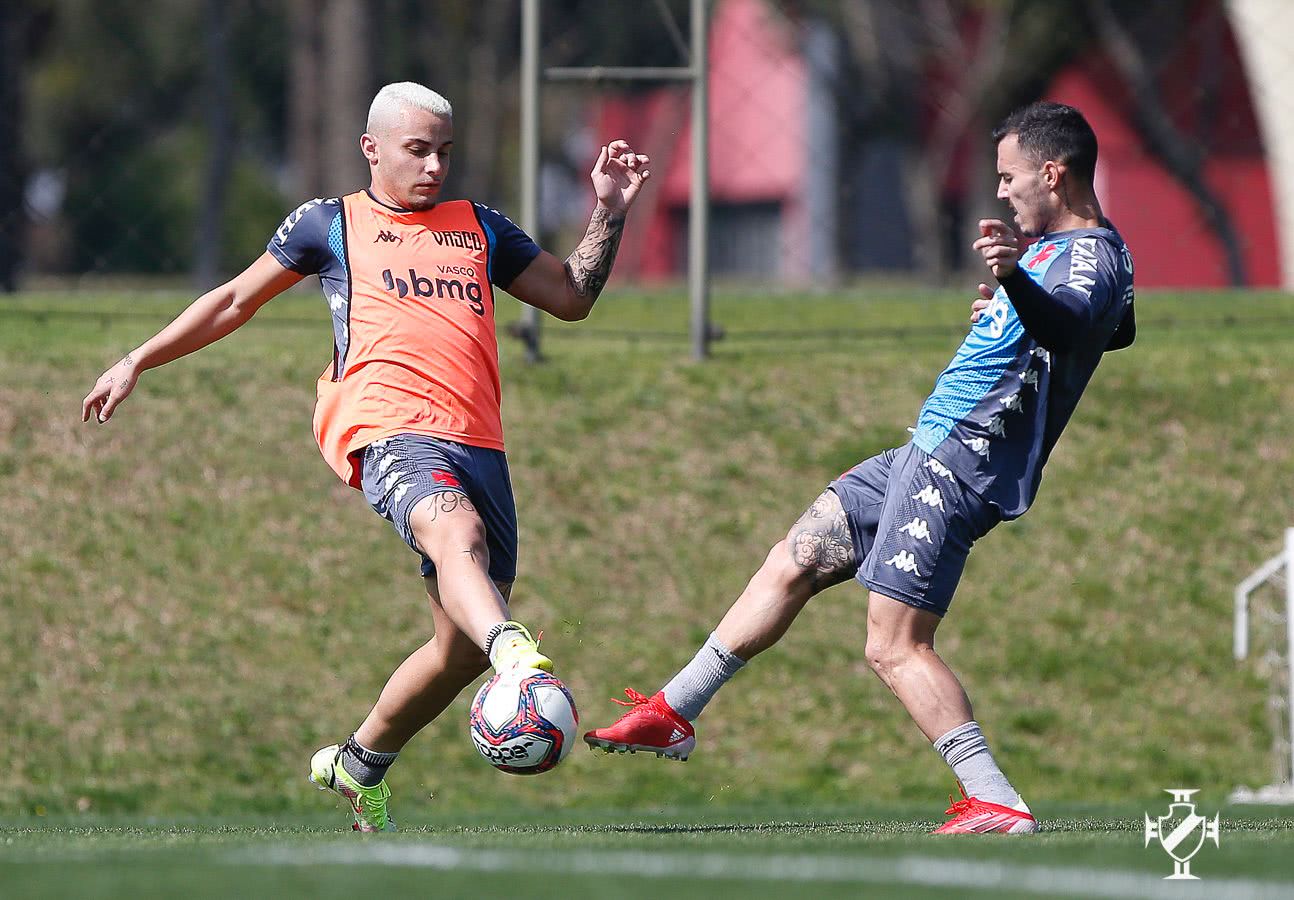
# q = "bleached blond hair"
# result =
<box><xmin>366</xmin><ymin>82</ymin><xmax>453</xmax><ymax>135</ymax></box>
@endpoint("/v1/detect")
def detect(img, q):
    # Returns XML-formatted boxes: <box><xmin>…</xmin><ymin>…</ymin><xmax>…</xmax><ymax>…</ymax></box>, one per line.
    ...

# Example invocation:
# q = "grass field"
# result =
<box><xmin>2</xmin><ymin>805</ymin><xmax>1292</xmax><ymax>898</ymax></box>
<box><xmin>3</xmin><ymin>284</ymin><xmax>1294</xmax><ymax>895</ymax></box>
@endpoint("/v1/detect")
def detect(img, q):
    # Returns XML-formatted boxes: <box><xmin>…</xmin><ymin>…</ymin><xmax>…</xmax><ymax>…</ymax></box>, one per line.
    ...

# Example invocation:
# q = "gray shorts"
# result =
<box><xmin>829</xmin><ymin>443</ymin><xmax>1000</xmax><ymax>617</ymax></box>
<box><xmin>361</xmin><ymin>434</ymin><xmax>518</xmax><ymax>583</ymax></box>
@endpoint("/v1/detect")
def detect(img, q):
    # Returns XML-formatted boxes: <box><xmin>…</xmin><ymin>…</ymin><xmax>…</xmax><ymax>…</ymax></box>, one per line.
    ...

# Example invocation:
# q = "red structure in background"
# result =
<box><xmin>595</xmin><ymin>0</ymin><xmax>815</xmax><ymax>282</ymax></box>
<box><xmin>596</xmin><ymin>0</ymin><xmax>1280</xmax><ymax>288</ymax></box>
<box><xmin>1046</xmin><ymin>9</ymin><xmax>1280</xmax><ymax>288</ymax></box>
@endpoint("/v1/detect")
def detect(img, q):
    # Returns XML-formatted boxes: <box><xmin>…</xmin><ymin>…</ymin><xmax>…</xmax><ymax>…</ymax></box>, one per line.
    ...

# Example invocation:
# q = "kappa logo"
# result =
<box><xmin>884</xmin><ymin>550</ymin><xmax>921</xmax><ymax>575</ymax></box>
<box><xmin>1020</xmin><ymin>369</ymin><xmax>1039</xmax><ymax>389</ymax></box>
<box><xmin>1000</xmin><ymin>392</ymin><xmax>1023</xmax><ymax>413</ymax></box>
<box><xmin>374</xmin><ymin>229</ymin><xmax>403</xmax><ymax>244</ymax></box>
<box><xmin>911</xmin><ymin>486</ymin><xmax>945</xmax><ymax>510</ymax></box>
<box><xmin>963</xmin><ymin>437</ymin><xmax>991</xmax><ymax>459</ymax></box>
<box><xmin>985</xmin><ymin>415</ymin><xmax>1007</xmax><ymax>437</ymax></box>
<box><xmin>922</xmin><ymin>458</ymin><xmax>953</xmax><ymax>480</ymax></box>
<box><xmin>1031</xmin><ymin>346</ymin><xmax>1052</xmax><ymax>368</ymax></box>
<box><xmin>898</xmin><ymin>517</ymin><xmax>934</xmax><ymax>543</ymax></box>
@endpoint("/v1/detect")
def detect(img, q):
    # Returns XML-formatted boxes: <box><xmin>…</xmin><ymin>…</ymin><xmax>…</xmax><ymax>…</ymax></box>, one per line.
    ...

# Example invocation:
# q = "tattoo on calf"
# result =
<box><xmin>564</xmin><ymin>206</ymin><xmax>625</xmax><ymax>301</ymax></box>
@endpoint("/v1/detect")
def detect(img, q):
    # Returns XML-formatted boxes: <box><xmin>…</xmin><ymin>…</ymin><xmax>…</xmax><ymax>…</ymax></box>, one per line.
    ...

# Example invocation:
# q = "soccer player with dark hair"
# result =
<box><xmin>585</xmin><ymin>101</ymin><xmax>1134</xmax><ymax>834</ymax></box>
<box><xmin>82</xmin><ymin>82</ymin><xmax>650</xmax><ymax>832</ymax></box>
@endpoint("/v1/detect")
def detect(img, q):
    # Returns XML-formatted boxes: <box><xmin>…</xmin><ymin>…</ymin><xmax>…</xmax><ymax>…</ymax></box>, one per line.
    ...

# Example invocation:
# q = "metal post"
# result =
<box><xmin>689</xmin><ymin>0</ymin><xmax>710</xmax><ymax>361</ymax></box>
<box><xmin>1286</xmin><ymin>526</ymin><xmax>1294</xmax><ymax>787</ymax></box>
<box><xmin>519</xmin><ymin>0</ymin><xmax>542</xmax><ymax>362</ymax></box>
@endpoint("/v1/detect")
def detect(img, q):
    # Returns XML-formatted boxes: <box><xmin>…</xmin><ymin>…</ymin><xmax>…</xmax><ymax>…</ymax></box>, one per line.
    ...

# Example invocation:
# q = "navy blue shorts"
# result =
<box><xmin>360</xmin><ymin>434</ymin><xmax>518</xmax><ymax>583</ymax></box>
<box><xmin>829</xmin><ymin>443</ymin><xmax>999</xmax><ymax>617</ymax></box>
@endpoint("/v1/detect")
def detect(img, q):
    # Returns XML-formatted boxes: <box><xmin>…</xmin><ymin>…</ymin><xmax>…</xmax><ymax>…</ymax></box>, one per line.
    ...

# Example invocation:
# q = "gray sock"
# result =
<box><xmin>933</xmin><ymin>720</ymin><xmax>1021</xmax><ymax>807</ymax></box>
<box><xmin>661</xmin><ymin>632</ymin><xmax>746</xmax><ymax>721</ymax></box>
<box><xmin>340</xmin><ymin>734</ymin><xmax>399</xmax><ymax>787</ymax></box>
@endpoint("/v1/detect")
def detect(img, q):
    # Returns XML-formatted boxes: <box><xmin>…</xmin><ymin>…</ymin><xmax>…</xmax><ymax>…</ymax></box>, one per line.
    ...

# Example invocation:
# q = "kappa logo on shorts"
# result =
<box><xmin>884</xmin><ymin>550</ymin><xmax>922</xmax><ymax>575</ymax></box>
<box><xmin>898</xmin><ymin>517</ymin><xmax>934</xmax><ymax>543</ymax></box>
<box><xmin>985</xmin><ymin>415</ymin><xmax>1007</xmax><ymax>437</ymax></box>
<box><xmin>390</xmin><ymin>482</ymin><xmax>412</xmax><ymax>506</ymax></box>
<box><xmin>911</xmin><ymin>486</ymin><xmax>945</xmax><ymax>509</ymax></box>
<box><xmin>963</xmin><ymin>437</ymin><xmax>991</xmax><ymax>459</ymax></box>
<box><xmin>922</xmin><ymin>458</ymin><xmax>953</xmax><ymax>480</ymax></box>
<box><xmin>1020</xmin><ymin>368</ymin><xmax>1040</xmax><ymax>389</ymax></box>
<box><xmin>433</xmin><ymin>471</ymin><xmax>461</xmax><ymax>488</ymax></box>
<box><xmin>1000</xmin><ymin>392</ymin><xmax>1023</xmax><ymax>413</ymax></box>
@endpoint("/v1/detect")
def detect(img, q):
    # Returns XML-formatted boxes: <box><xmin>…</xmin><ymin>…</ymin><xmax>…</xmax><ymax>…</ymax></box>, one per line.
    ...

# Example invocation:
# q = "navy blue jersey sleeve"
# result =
<box><xmin>473</xmin><ymin>203</ymin><xmax>542</xmax><ymax>289</ymax></box>
<box><xmin>267</xmin><ymin>198</ymin><xmax>340</xmax><ymax>276</ymax></box>
<box><xmin>1000</xmin><ymin>236</ymin><xmax>1121</xmax><ymax>353</ymax></box>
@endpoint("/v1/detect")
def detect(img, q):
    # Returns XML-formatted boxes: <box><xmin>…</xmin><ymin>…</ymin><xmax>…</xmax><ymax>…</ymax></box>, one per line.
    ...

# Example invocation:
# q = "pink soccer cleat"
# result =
<box><xmin>931</xmin><ymin>784</ymin><xmax>1040</xmax><ymax>834</ymax></box>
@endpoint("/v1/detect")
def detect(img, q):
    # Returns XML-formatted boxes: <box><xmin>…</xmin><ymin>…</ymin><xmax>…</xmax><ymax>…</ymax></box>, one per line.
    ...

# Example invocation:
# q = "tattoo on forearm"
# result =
<box><xmin>564</xmin><ymin>206</ymin><xmax>625</xmax><ymax>301</ymax></box>
<box><xmin>122</xmin><ymin>353</ymin><xmax>134</xmax><ymax>367</ymax></box>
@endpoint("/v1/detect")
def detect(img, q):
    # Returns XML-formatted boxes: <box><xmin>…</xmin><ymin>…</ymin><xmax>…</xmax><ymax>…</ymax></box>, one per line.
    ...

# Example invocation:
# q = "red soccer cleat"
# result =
<box><xmin>931</xmin><ymin>784</ymin><xmax>1040</xmax><ymax>834</ymax></box>
<box><xmin>583</xmin><ymin>688</ymin><xmax>696</xmax><ymax>761</ymax></box>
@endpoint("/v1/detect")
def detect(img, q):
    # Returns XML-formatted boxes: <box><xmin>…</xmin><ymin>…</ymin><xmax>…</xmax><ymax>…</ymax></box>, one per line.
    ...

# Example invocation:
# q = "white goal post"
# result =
<box><xmin>1231</xmin><ymin>527</ymin><xmax>1294</xmax><ymax>804</ymax></box>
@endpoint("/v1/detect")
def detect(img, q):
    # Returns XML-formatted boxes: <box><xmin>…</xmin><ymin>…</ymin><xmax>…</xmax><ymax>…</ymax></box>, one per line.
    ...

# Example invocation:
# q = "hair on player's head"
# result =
<box><xmin>992</xmin><ymin>102</ymin><xmax>1098</xmax><ymax>186</ymax></box>
<box><xmin>366</xmin><ymin>82</ymin><xmax>453</xmax><ymax>136</ymax></box>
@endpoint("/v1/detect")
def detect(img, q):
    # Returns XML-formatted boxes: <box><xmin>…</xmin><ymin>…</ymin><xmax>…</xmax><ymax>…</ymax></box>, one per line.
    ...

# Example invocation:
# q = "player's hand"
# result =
<box><xmin>973</xmin><ymin>219</ymin><xmax>1020</xmax><ymax>279</ymax></box>
<box><xmin>81</xmin><ymin>355</ymin><xmax>140</xmax><ymax>424</ymax></box>
<box><xmin>591</xmin><ymin>139</ymin><xmax>650</xmax><ymax>216</ymax></box>
<box><xmin>969</xmin><ymin>283</ymin><xmax>994</xmax><ymax>324</ymax></box>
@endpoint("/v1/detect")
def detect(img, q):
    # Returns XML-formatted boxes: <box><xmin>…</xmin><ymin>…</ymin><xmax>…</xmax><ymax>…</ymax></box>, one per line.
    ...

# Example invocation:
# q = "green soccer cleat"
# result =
<box><xmin>491</xmin><ymin>621</ymin><xmax>553</xmax><ymax>673</ymax></box>
<box><xmin>309</xmin><ymin>744</ymin><xmax>396</xmax><ymax>833</ymax></box>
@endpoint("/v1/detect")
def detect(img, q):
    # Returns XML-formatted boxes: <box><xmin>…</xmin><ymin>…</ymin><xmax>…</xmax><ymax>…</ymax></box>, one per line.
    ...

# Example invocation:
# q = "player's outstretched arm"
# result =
<box><xmin>508</xmin><ymin>140</ymin><xmax>650</xmax><ymax>321</ymax></box>
<box><xmin>81</xmin><ymin>253</ymin><xmax>302</xmax><ymax>424</ymax></box>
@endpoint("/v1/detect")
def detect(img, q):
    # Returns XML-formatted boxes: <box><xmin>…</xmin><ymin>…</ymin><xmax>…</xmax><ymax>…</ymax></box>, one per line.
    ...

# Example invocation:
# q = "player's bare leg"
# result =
<box><xmin>408</xmin><ymin>492</ymin><xmax>510</xmax><ymax>645</ymax></box>
<box><xmin>406</xmin><ymin>491</ymin><xmax>548</xmax><ymax>674</ymax></box>
<box><xmin>714</xmin><ymin>491</ymin><xmax>856</xmax><ymax>660</ymax></box>
<box><xmin>585</xmin><ymin>490</ymin><xmax>855</xmax><ymax>758</ymax></box>
<box><xmin>863</xmin><ymin>592</ymin><xmax>971</xmax><ymax>741</ymax></box>
<box><xmin>352</xmin><ymin>577</ymin><xmax>506</xmax><ymax>753</ymax></box>
<box><xmin>865</xmin><ymin>590</ymin><xmax>1035</xmax><ymax>832</ymax></box>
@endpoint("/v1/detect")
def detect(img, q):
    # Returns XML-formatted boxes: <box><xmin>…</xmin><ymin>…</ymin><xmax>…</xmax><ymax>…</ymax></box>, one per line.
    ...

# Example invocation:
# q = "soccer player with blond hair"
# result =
<box><xmin>82</xmin><ymin>81</ymin><xmax>650</xmax><ymax>832</ymax></box>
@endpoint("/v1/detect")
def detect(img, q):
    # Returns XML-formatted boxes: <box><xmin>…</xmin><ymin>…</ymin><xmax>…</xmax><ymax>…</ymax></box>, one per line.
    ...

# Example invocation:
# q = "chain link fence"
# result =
<box><xmin>3</xmin><ymin>0</ymin><xmax>1293</xmax><ymax>298</ymax></box>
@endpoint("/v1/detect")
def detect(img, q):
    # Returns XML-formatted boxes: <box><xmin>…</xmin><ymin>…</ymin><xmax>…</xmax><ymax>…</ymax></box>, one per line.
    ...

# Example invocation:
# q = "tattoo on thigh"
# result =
<box><xmin>422</xmin><ymin>492</ymin><xmax>475</xmax><ymax>523</ymax></box>
<box><xmin>788</xmin><ymin>491</ymin><xmax>855</xmax><ymax>581</ymax></box>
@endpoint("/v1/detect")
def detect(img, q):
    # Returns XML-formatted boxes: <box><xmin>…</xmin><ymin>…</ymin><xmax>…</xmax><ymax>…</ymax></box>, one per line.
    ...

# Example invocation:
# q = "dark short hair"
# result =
<box><xmin>992</xmin><ymin>102</ymin><xmax>1098</xmax><ymax>185</ymax></box>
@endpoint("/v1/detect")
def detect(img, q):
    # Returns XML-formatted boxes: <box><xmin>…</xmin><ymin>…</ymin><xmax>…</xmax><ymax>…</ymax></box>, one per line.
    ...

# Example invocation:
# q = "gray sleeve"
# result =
<box><xmin>267</xmin><ymin>198</ymin><xmax>339</xmax><ymax>275</ymax></box>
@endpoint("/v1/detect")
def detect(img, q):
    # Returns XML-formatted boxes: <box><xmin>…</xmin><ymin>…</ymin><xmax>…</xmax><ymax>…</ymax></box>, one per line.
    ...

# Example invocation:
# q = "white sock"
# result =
<box><xmin>933</xmin><ymin>720</ymin><xmax>1021</xmax><ymax>807</ymax></box>
<box><xmin>661</xmin><ymin>632</ymin><xmax>746</xmax><ymax>721</ymax></box>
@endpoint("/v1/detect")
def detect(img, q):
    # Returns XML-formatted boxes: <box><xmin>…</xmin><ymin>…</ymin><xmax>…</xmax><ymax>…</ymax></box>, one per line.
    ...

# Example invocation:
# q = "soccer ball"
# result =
<box><xmin>469</xmin><ymin>667</ymin><xmax>579</xmax><ymax>775</ymax></box>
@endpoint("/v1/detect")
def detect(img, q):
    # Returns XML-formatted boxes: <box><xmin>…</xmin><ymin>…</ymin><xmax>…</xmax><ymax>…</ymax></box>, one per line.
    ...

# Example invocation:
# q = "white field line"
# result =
<box><xmin>230</xmin><ymin>843</ymin><xmax>1291</xmax><ymax>899</ymax></box>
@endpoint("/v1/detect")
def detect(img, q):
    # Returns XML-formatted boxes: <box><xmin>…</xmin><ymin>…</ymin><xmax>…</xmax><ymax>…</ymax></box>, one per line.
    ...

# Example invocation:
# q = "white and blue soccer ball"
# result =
<box><xmin>469</xmin><ymin>667</ymin><xmax>578</xmax><ymax>775</ymax></box>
